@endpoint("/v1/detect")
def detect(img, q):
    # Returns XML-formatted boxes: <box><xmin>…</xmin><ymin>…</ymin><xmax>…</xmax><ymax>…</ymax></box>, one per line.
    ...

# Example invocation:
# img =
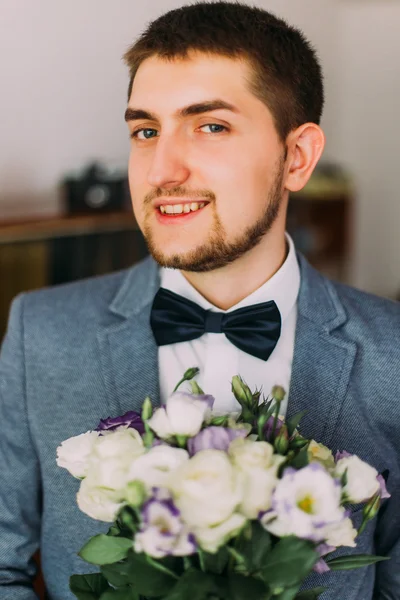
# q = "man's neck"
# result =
<box><xmin>180</xmin><ymin>232</ymin><xmax>288</xmax><ymax>310</ymax></box>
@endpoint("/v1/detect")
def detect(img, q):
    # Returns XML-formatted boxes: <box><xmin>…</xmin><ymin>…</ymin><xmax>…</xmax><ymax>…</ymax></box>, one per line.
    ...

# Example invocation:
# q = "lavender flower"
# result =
<box><xmin>335</xmin><ymin>450</ymin><xmax>352</xmax><ymax>462</ymax></box>
<box><xmin>313</xmin><ymin>543</ymin><xmax>336</xmax><ymax>573</ymax></box>
<box><xmin>263</xmin><ymin>415</ymin><xmax>284</xmax><ymax>442</ymax></box>
<box><xmin>187</xmin><ymin>426</ymin><xmax>248</xmax><ymax>456</ymax></box>
<box><xmin>377</xmin><ymin>474</ymin><xmax>391</xmax><ymax>499</ymax></box>
<box><xmin>95</xmin><ymin>411</ymin><xmax>145</xmax><ymax>435</ymax></box>
<box><xmin>134</xmin><ymin>489</ymin><xmax>196</xmax><ymax>558</ymax></box>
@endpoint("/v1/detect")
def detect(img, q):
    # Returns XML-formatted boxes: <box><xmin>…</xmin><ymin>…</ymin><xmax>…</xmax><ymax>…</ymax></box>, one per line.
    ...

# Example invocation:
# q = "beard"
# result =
<box><xmin>141</xmin><ymin>155</ymin><xmax>286</xmax><ymax>273</ymax></box>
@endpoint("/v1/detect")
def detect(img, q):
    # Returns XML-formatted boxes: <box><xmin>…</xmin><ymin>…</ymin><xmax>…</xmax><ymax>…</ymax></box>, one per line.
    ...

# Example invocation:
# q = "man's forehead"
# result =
<box><xmin>128</xmin><ymin>53</ymin><xmax>253</xmax><ymax>114</ymax></box>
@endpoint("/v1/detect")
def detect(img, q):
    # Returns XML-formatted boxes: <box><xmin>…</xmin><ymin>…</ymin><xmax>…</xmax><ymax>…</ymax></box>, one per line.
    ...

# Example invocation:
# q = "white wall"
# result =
<box><xmin>0</xmin><ymin>1</ymin><xmax>398</xmax><ymax>297</ymax></box>
<box><xmin>336</xmin><ymin>2</ymin><xmax>400</xmax><ymax>298</ymax></box>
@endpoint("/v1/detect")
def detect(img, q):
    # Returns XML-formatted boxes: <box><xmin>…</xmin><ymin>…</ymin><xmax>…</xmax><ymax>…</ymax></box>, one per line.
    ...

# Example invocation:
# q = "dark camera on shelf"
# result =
<box><xmin>62</xmin><ymin>163</ymin><xmax>130</xmax><ymax>214</ymax></box>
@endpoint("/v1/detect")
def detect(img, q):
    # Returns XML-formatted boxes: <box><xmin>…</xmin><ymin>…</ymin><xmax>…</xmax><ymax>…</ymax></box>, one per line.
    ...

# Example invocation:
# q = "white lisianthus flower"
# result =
<box><xmin>261</xmin><ymin>463</ymin><xmax>346</xmax><ymax>542</ymax></box>
<box><xmin>77</xmin><ymin>475</ymin><xmax>124</xmax><ymax>522</ymax></box>
<box><xmin>169</xmin><ymin>450</ymin><xmax>244</xmax><ymax>528</ymax></box>
<box><xmin>147</xmin><ymin>392</ymin><xmax>213</xmax><ymax>439</ymax></box>
<box><xmin>323</xmin><ymin>517</ymin><xmax>358</xmax><ymax>548</ymax></box>
<box><xmin>75</xmin><ymin>429</ymin><xmax>145</xmax><ymax>522</ymax></box>
<box><xmin>127</xmin><ymin>445</ymin><xmax>189</xmax><ymax>491</ymax></box>
<box><xmin>229</xmin><ymin>438</ymin><xmax>285</xmax><ymax>519</ymax></box>
<box><xmin>307</xmin><ymin>440</ymin><xmax>335</xmax><ymax>471</ymax></box>
<box><xmin>134</xmin><ymin>494</ymin><xmax>196</xmax><ymax>558</ymax></box>
<box><xmin>194</xmin><ymin>513</ymin><xmax>247</xmax><ymax>553</ymax></box>
<box><xmin>56</xmin><ymin>431</ymin><xmax>100</xmax><ymax>479</ymax></box>
<box><xmin>335</xmin><ymin>455</ymin><xmax>380</xmax><ymax>503</ymax></box>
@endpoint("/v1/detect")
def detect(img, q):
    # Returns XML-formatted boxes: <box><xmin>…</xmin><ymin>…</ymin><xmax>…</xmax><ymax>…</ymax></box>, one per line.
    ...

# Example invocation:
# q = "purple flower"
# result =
<box><xmin>134</xmin><ymin>489</ymin><xmax>196</xmax><ymax>558</ymax></box>
<box><xmin>187</xmin><ymin>426</ymin><xmax>248</xmax><ymax>456</ymax></box>
<box><xmin>377</xmin><ymin>474</ymin><xmax>391</xmax><ymax>500</ymax></box>
<box><xmin>313</xmin><ymin>542</ymin><xmax>336</xmax><ymax>574</ymax></box>
<box><xmin>95</xmin><ymin>411</ymin><xmax>145</xmax><ymax>435</ymax></box>
<box><xmin>263</xmin><ymin>415</ymin><xmax>284</xmax><ymax>442</ymax></box>
<box><xmin>335</xmin><ymin>450</ymin><xmax>352</xmax><ymax>462</ymax></box>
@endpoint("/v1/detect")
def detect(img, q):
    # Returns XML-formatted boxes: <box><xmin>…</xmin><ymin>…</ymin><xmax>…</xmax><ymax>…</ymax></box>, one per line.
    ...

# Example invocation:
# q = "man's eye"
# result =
<box><xmin>200</xmin><ymin>124</ymin><xmax>228</xmax><ymax>134</ymax></box>
<box><xmin>131</xmin><ymin>128</ymin><xmax>158</xmax><ymax>140</ymax></box>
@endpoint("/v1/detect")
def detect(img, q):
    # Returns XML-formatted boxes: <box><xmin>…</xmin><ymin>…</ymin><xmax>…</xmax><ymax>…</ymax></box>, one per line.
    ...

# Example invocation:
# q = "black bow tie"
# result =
<box><xmin>150</xmin><ymin>287</ymin><xmax>281</xmax><ymax>361</ymax></box>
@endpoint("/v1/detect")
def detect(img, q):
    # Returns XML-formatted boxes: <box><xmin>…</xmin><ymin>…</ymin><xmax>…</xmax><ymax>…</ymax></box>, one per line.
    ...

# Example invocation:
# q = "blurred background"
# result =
<box><xmin>1</xmin><ymin>0</ymin><xmax>400</xmax><ymax>340</ymax></box>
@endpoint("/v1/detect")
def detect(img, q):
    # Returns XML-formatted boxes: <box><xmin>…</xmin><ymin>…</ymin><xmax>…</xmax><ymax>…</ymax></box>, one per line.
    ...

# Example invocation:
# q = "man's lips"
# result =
<box><xmin>153</xmin><ymin>202</ymin><xmax>209</xmax><ymax>223</ymax></box>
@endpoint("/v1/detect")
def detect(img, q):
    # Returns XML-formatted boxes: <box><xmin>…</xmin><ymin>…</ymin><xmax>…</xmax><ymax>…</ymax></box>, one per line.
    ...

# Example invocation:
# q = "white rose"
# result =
<box><xmin>77</xmin><ymin>475</ymin><xmax>123</xmax><ymax>522</ymax></box>
<box><xmin>335</xmin><ymin>455</ymin><xmax>380</xmax><ymax>503</ymax></box>
<box><xmin>148</xmin><ymin>392</ymin><xmax>211</xmax><ymax>439</ymax></box>
<box><xmin>56</xmin><ymin>431</ymin><xmax>99</xmax><ymax>479</ymax></box>
<box><xmin>127</xmin><ymin>445</ymin><xmax>189</xmax><ymax>490</ymax></box>
<box><xmin>169</xmin><ymin>450</ymin><xmax>244</xmax><ymax>528</ymax></box>
<box><xmin>229</xmin><ymin>438</ymin><xmax>284</xmax><ymax>519</ymax></box>
<box><xmin>194</xmin><ymin>513</ymin><xmax>247</xmax><ymax>553</ymax></box>
<box><xmin>86</xmin><ymin>429</ymin><xmax>145</xmax><ymax>491</ymax></box>
<box><xmin>324</xmin><ymin>517</ymin><xmax>358</xmax><ymax>548</ymax></box>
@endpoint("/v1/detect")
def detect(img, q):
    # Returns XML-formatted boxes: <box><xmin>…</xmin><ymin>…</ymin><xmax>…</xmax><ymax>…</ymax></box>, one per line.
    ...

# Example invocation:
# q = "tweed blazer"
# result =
<box><xmin>0</xmin><ymin>253</ymin><xmax>399</xmax><ymax>600</ymax></box>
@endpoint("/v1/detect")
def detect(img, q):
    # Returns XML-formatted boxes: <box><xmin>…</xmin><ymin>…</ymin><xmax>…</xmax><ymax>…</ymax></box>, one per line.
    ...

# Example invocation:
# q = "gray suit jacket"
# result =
<box><xmin>0</xmin><ymin>253</ymin><xmax>399</xmax><ymax>600</ymax></box>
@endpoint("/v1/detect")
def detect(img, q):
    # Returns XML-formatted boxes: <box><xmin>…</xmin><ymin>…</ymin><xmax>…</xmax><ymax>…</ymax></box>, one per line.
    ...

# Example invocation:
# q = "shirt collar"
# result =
<box><xmin>159</xmin><ymin>233</ymin><xmax>300</xmax><ymax>323</ymax></box>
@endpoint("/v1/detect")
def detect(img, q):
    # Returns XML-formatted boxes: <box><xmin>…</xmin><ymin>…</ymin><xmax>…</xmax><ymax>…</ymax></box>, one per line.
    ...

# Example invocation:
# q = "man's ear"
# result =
<box><xmin>284</xmin><ymin>123</ymin><xmax>326</xmax><ymax>193</ymax></box>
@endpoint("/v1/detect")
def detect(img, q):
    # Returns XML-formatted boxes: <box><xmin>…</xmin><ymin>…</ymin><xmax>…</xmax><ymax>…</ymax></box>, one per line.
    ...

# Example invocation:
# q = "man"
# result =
<box><xmin>0</xmin><ymin>2</ymin><xmax>399</xmax><ymax>599</ymax></box>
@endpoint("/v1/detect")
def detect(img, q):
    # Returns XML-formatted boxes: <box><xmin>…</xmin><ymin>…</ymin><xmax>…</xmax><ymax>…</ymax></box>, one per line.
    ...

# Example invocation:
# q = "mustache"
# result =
<box><xmin>144</xmin><ymin>188</ymin><xmax>215</xmax><ymax>204</ymax></box>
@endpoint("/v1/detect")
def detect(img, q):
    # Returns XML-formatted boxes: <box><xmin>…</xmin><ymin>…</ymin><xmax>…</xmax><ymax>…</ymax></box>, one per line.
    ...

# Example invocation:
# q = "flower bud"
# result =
<box><xmin>183</xmin><ymin>367</ymin><xmax>200</xmax><ymax>380</ymax></box>
<box><xmin>271</xmin><ymin>386</ymin><xmax>286</xmax><ymax>403</ymax></box>
<box><xmin>363</xmin><ymin>492</ymin><xmax>381</xmax><ymax>522</ymax></box>
<box><xmin>125</xmin><ymin>480</ymin><xmax>146</xmax><ymax>508</ymax></box>
<box><xmin>141</xmin><ymin>396</ymin><xmax>153</xmax><ymax>421</ymax></box>
<box><xmin>274</xmin><ymin>424</ymin><xmax>289</xmax><ymax>454</ymax></box>
<box><xmin>232</xmin><ymin>376</ymin><xmax>253</xmax><ymax>407</ymax></box>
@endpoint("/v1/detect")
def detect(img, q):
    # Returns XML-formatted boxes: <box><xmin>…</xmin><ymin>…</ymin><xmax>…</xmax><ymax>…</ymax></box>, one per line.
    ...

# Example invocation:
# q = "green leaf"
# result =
<box><xmin>100</xmin><ymin>589</ymin><xmax>139</xmax><ymax>600</ymax></box>
<box><xmin>200</xmin><ymin>546</ymin><xmax>229</xmax><ymax>574</ymax></box>
<box><xmin>70</xmin><ymin>573</ymin><xmax>110</xmax><ymax>600</ymax></box>
<box><xmin>236</xmin><ymin>521</ymin><xmax>272</xmax><ymax>573</ymax></box>
<box><xmin>79</xmin><ymin>535</ymin><xmax>133</xmax><ymax>565</ymax></box>
<box><xmin>326</xmin><ymin>554</ymin><xmax>390</xmax><ymax>571</ymax></box>
<box><xmin>164</xmin><ymin>568</ymin><xmax>216</xmax><ymax>600</ymax></box>
<box><xmin>295</xmin><ymin>588</ymin><xmax>327</xmax><ymax>599</ymax></box>
<box><xmin>228</xmin><ymin>573</ymin><xmax>268</xmax><ymax>600</ymax></box>
<box><xmin>286</xmin><ymin>411</ymin><xmax>307</xmax><ymax>438</ymax></box>
<box><xmin>274</xmin><ymin>584</ymin><xmax>301</xmax><ymax>600</ymax></box>
<box><xmin>123</xmin><ymin>552</ymin><xmax>177</xmax><ymax>597</ymax></box>
<box><xmin>289</xmin><ymin>445</ymin><xmax>310</xmax><ymax>469</ymax></box>
<box><xmin>261</xmin><ymin>537</ymin><xmax>318</xmax><ymax>588</ymax></box>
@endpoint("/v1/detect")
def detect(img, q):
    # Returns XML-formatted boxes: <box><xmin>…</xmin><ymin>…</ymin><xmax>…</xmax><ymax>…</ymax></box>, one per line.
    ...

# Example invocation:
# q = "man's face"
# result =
<box><xmin>126</xmin><ymin>52</ymin><xmax>288</xmax><ymax>272</ymax></box>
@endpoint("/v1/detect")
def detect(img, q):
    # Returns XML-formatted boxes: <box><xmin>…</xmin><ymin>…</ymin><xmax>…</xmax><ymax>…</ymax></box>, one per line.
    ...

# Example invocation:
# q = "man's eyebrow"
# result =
<box><xmin>124</xmin><ymin>99</ymin><xmax>239</xmax><ymax>123</ymax></box>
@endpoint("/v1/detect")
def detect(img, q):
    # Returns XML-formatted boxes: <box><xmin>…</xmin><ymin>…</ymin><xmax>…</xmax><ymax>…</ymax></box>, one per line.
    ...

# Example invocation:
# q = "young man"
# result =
<box><xmin>0</xmin><ymin>2</ymin><xmax>399</xmax><ymax>599</ymax></box>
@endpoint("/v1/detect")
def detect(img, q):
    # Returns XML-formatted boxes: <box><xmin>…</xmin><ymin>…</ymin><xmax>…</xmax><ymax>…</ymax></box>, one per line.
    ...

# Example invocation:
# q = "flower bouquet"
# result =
<box><xmin>57</xmin><ymin>368</ymin><xmax>390</xmax><ymax>600</ymax></box>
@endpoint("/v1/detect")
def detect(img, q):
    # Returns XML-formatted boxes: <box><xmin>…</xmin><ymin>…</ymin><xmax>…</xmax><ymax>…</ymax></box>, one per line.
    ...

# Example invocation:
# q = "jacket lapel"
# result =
<box><xmin>97</xmin><ymin>256</ymin><xmax>162</xmax><ymax>417</ymax></box>
<box><xmin>97</xmin><ymin>251</ymin><xmax>357</xmax><ymax>445</ymax></box>
<box><xmin>287</xmin><ymin>254</ymin><xmax>357</xmax><ymax>446</ymax></box>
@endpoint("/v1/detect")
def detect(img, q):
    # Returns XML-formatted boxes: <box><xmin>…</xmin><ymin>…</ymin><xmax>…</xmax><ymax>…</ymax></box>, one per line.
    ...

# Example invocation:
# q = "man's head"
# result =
<box><xmin>123</xmin><ymin>1</ymin><xmax>325</xmax><ymax>272</ymax></box>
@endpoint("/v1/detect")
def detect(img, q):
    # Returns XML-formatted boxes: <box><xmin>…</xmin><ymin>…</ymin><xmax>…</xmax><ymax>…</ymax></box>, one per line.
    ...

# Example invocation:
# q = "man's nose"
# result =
<box><xmin>146</xmin><ymin>134</ymin><xmax>190</xmax><ymax>189</ymax></box>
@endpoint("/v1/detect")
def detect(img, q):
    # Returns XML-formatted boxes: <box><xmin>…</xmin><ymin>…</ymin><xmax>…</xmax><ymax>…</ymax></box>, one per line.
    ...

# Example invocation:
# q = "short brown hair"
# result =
<box><xmin>123</xmin><ymin>1</ymin><xmax>324</xmax><ymax>142</ymax></box>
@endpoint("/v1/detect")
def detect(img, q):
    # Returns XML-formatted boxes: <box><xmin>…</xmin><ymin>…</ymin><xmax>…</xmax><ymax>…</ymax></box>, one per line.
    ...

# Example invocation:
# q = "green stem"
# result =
<box><xmin>198</xmin><ymin>549</ymin><xmax>206</xmax><ymax>572</ymax></box>
<box><xmin>173</xmin><ymin>376</ymin><xmax>186</xmax><ymax>392</ymax></box>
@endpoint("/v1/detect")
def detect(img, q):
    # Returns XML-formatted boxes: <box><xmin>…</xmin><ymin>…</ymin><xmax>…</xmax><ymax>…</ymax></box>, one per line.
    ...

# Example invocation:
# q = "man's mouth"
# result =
<box><xmin>154</xmin><ymin>200</ymin><xmax>210</xmax><ymax>222</ymax></box>
<box><xmin>157</xmin><ymin>201</ymin><xmax>208</xmax><ymax>215</ymax></box>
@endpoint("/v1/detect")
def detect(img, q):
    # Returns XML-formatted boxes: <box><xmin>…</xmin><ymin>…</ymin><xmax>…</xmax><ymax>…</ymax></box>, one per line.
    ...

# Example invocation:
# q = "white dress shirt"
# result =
<box><xmin>158</xmin><ymin>233</ymin><xmax>300</xmax><ymax>416</ymax></box>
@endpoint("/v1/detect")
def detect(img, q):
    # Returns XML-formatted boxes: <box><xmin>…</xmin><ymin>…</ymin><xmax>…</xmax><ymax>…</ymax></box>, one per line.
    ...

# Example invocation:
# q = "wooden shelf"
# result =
<box><xmin>0</xmin><ymin>211</ymin><xmax>138</xmax><ymax>244</ymax></box>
